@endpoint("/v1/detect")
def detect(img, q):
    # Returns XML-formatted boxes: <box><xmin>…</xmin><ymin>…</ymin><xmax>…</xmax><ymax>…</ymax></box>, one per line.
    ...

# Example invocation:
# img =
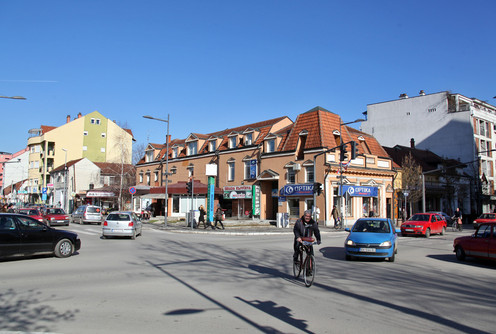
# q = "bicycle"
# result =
<box><xmin>293</xmin><ymin>237</ymin><xmax>317</xmax><ymax>287</ymax></box>
<box><xmin>451</xmin><ymin>216</ymin><xmax>463</xmax><ymax>232</ymax></box>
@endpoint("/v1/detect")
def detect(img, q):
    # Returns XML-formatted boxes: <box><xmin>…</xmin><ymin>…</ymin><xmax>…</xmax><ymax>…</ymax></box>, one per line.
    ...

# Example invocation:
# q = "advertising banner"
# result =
<box><xmin>279</xmin><ymin>184</ymin><xmax>314</xmax><ymax>196</ymax></box>
<box><xmin>341</xmin><ymin>185</ymin><xmax>378</xmax><ymax>197</ymax></box>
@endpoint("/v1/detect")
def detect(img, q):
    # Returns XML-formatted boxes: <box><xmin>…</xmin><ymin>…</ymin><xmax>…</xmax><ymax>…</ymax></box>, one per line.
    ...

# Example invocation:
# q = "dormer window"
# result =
<box><xmin>209</xmin><ymin>139</ymin><xmax>217</xmax><ymax>152</ymax></box>
<box><xmin>145</xmin><ymin>150</ymin><xmax>154</xmax><ymax>163</ymax></box>
<box><xmin>266</xmin><ymin>138</ymin><xmax>276</xmax><ymax>153</ymax></box>
<box><xmin>229</xmin><ymin>136</ymin><xmax>237</xmax><ymax>149</ymax></box>
<box><xmin>172</xmin><ymin>147</ymin><xmax>178</xmax><ymax>158</ymax></box>
<box><xmin>187</xmin><ymin>142</ymin><xmax>197</xmax><ymax>156</ymax></box>
<box><xmin>245</xmin><ymin>133</ymin><xmax>253</xmax><ymax>146</ymax></box>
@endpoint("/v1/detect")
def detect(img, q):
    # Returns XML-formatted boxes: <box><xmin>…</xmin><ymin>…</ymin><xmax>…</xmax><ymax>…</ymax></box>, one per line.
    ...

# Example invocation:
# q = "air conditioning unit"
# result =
<box><xmin>293</xmin><ymin>163</ymin><xmax>301</xmax><ymax>171</ymax></box>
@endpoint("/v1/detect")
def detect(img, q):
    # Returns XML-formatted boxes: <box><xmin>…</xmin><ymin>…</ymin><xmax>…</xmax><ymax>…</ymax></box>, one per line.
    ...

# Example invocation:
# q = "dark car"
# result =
<box><xmin>453</xmin><ymin>223</ymin><xmax>496</xmax><ymax>261</ymax></box>
<box><xmin>427</xmin><ymin>211</ymin><xmax>452</xmax><ymax>225</ymax></box>
<box><xmin>0</xmin><ymin>213</ymin><xmax>81</xmax><ymax>259</ymax></box>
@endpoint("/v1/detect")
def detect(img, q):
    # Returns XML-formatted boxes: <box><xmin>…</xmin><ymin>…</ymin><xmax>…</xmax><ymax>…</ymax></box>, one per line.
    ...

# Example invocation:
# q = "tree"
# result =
<box><xmin>133</xmin><ymin>143</ymin><xmax>146</xmax><ymax>165</ymax></box>
<box><xmin>401</xmin><ymin>153</ymin><xmax>422</xmax><ymax>215</ymax></box>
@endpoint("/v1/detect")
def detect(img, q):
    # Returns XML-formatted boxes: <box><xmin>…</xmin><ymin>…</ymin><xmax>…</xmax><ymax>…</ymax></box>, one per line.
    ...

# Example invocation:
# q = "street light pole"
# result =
<box><xmin>143</xmin><ymin>114</ymin><xmax>170</xmax><ymax>227</ymax></box>
<box><xmin>62</xmin><ymin>148</ymin><xmax>68</xmax><ymax>212</ymax></box>
<box><xmin>338</xmin><ymin>118</ymin><xmax>365</xmax><ymax>228</ymax></box>
<box><xmin>0</xmin><ymin>95</ymin><xmax>26</xmax><ymax>100</ymax></box>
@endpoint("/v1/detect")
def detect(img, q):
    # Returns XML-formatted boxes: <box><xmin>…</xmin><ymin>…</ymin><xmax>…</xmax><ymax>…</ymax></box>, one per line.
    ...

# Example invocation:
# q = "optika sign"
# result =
<box><xmin>342</xmin><ymin>185</ymin><xmax>378</xmax><ymax>197</ymax></box>
<box><xmin>280</xmin><ymin>184</ymin><xmax>314</xmax><ymax>196</ymax></box>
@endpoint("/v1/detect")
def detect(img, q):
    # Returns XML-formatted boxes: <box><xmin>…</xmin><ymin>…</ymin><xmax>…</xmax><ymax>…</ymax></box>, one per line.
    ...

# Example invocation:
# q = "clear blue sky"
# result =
<box><xmin>1</xmin><ymin>0</ymin><xmax>495</xmax><ymax>155</ymax></box>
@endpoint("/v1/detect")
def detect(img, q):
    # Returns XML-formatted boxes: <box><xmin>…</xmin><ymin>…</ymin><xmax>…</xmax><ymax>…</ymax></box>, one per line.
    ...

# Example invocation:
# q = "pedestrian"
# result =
<box><xmin>214</xmin><ymin>204</ymin><xmax>225</xmax><ymax>229</ymax></box>
<box><xmin>1</xmin><ymin>204</ymin><xmax>7</xmax><ymax>212</ymax></box>
<box><xmin>197</xmin><ymin>205</ymin><xmax>210</xmax><ymax>229</ymax></box>
<box><xmin>331</xmin><ymin>205</ymin><xmax>340</xmax><ymax>228</ymax></box>
<box><xmin>7</xmin><ymin>204</ymin><xmax>15</xmax><ymax>213</ymax></box>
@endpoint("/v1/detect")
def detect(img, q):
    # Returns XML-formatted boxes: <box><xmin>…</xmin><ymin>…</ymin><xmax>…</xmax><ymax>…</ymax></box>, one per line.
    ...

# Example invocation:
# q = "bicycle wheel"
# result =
<box><xmin>451</xmin><ymin>222</ymin><xmax>457</xmax><ymax>232</ymax></box>
<box><xmin>303</xmin><ymin>255</ymin><xmax>316</xmax><ymax>287</ymax></box>
<box><xmin>293</xmin><ymin>252</ymin><xmax>302</xmax><ymax>278</ymax></box>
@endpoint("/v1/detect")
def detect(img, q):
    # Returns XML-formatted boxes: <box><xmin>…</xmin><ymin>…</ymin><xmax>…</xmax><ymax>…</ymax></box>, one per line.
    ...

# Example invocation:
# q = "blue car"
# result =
<box><xmin>344</xmin><ymin>218</ymin><xmax>399</xmax><ymax>262</ymax></box>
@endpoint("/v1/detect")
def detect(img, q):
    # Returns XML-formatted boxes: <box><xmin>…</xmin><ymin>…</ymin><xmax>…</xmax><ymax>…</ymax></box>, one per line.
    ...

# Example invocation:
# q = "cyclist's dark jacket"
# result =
<box><xmin>293</xmin><ymin>216</ymin><xmax>321</xmax><ymax>243</ymax></box>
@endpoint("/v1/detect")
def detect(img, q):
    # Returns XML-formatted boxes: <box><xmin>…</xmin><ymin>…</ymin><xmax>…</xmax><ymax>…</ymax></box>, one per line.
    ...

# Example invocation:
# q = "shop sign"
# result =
<box><xmin>341</xmin><ymin>185</ymin><xmax>378</xmax><ymax>197</ymax></box>
<box><xmin>224</xmin><ymin>185</ymin><xmax>253</xmax><ymax>199</ymax></box>
<box><xmin>224</xmin><ymin>185</ymin><xmax>252</xmax><ymax>191</ymax></box>
<box><xmin>280</xmin><ymin>184</ymin><xmax>314</xmax><ymax>196</ymax></box>
<box><xmin>252</xmin><ymin>185</ymin><xmax>261</xmax><ymax>216</ymax></box>
<box><xmin>249</xmin><ymin>159</ymin><xmax>257</xmax><ymax>179</ymax></box>
<box><xmin>87</xmin><ymin>191</ymin><xmax>115</xmax><ymax>198</ymax></box>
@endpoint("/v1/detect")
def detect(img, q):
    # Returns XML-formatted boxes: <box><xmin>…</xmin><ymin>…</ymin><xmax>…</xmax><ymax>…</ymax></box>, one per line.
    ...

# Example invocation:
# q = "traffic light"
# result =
<box><xmin>186</xmin><ymin>181</ymin><xmax>192</xmax><ymax>194</ymax></box>
<box><xmin>339</xmin><ymin>143</ymin><xmax>348</xmax><ymax>162</ymax></box>
<box><xmin>350</xmin><ymin>141</ymin><xmax>358</xmax><ymax>160</ymax></box>
<box><xmin>313</xmin><ymin>182</ymin><xmax>323</xmax><ymax>195</ymax></box>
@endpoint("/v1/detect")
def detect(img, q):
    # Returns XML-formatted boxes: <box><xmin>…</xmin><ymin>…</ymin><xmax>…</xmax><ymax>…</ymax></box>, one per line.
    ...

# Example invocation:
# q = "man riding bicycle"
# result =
<box><xmin>293</xmin><ymin>210</ymin><xmax>321</xmax><ymax>264</ymax></box>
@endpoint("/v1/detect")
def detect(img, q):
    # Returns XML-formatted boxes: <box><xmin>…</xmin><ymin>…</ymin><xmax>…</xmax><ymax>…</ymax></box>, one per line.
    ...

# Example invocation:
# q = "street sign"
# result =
<box><xmin>129</xmin><ymin>187</ymin><xmax>136</xmax><ymax>195</ymax></box>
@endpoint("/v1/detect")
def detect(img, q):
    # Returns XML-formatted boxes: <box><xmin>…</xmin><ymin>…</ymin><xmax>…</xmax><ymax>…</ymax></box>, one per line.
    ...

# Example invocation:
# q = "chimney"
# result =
<box><xmin>66</xmin><ymin>115</ymin><xmax>71</xmax><ymax>123</ymax></box>
<box><xmin>410</xmin><ymin>138</ymin><xmax>415</xmax><ymax>148</ymax></box>
<box><xmin>166</xmin><ymin>135</ymin><xmax>171</xmax><ymax>145</ymax></box>
<box><xmin>419</xmin><ymin>90</ymin><xmax>426</xmax><ymax>96</ymax></box>
<box><xmin>399</xmin><ymin>93</ymin><xmax>409</xmax><ymax>99</ymax></box>
<box><xmin>77</xmin><ymin>112</ymin><xmax>82</xmax><ymax>118</ymax></box>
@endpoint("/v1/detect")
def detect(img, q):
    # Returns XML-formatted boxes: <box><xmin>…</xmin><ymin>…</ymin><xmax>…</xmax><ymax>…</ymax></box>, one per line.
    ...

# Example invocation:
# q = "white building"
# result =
<box><xmin>361</xmin><ymin>90</ymin><xmax>496</xmax><ymax>214</ymax></box>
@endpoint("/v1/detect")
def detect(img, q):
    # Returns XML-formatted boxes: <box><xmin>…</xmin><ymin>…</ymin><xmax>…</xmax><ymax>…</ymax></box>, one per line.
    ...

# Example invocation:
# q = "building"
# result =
<box><xmin>0</xmin><ymin>148</ymin><xmax>29</xmax><ymax>205</ymax></box>
<box><xmin>50</xmin><ymin>158</ymin><xmax>135</xmax><ymax>213</ymax></box>
<box><xmin>27</xmin><ymin>111</ymin><xmax>134</xmax><ymax>204</ymax></box>
<box><xmin>136</xmin><ymin>107</ymin><xmax>394</xmax><ymax>226</ymax></box>
<box><xmin>361</xmin><ymin>90</ymin><xmax>496</xmax><ymax>215</ymax></box>
<box><xmin>383</xmin><ymin>144</ymin><xmax>468</xmax><ymax>221</ymax></box>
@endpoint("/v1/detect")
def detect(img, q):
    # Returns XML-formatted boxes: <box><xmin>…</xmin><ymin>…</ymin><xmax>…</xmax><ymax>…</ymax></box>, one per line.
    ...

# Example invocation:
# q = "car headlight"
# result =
<box><xmin>345</xmin><ymin>239</ymin><xmax>355</xmax><ymax>246</ymax></box>
<box><xmin>379</xmin><ymin>241</ymin><xmax>392</xmax><ymax>247</ymax></box>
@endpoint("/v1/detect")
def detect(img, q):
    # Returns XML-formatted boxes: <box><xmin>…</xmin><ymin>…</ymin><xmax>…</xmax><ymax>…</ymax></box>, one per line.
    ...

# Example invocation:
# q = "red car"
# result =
<box><xmin>17</xmin><ymin>208</ymin><xmax>46</xmax><ymax>223</ymax></box>
<box><xmin>400</xmin><ymin>212</ymin><xmax>447</xmax><ymax>238</ymax></box>
<box><xmin>453</xmin><ymin>223</ymin><xmax>496</xmax><ymax>261</ymax></box>
<box><xmin>44</xmin><ymin>208</ymin><xmax>70</xmax><ymax>226</ymax></box>
<box><xmin>472</xmin><ymin>213</ymin><xmax>496</xmax><ymax>229</ymax></box>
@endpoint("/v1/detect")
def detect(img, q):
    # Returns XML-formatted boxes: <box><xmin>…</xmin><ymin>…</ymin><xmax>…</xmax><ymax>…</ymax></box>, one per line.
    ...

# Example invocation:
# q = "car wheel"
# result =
<box><xmin>440</xmin><ymin>226</ymin><xmax>446</xmax><ymax>236</ymax></box>
<box><xmin>131</xmin><ymin>229</ymin><xmax>136</xmax><ymax>240</ymax></box>
<box><xmin>388</xmin><ymin>252</ymin><xmax>395</xmax><ymax>262</ymax></box>
<box><xmin>54</xmin><ymin>239</ymin><xmax>74</xmax><ymax>258</ymax></box>
<box><xmin>345</xmin><ymin>254</ymin><xmax>352</xmax><ymax>261</ymax></box>
<box><xmin>425</xmin><ymin>228</ymin><xmax>431</xmax><ymax>238</ymax></box>
<box><xmin>455</xmin><ymin>246</ymin><xmax>466</xmax><ymax>261</ymax></box>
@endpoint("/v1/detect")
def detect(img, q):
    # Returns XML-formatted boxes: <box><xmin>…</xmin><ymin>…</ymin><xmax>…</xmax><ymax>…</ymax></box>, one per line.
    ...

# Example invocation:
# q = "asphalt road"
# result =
<box><xmin>1</xmin><ymin>224</ymin><xmax>494</xmax><ymax>334</ymax></box>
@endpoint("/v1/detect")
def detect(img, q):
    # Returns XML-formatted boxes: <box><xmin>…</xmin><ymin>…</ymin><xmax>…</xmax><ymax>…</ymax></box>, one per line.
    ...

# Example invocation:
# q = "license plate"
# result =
<box><xmin>405</xmin><ymin>229</ymin><xmax>413</xmax><ymax>232</ymax></box>
<box><xmin>359</xmin><ymin>248</ymin><xmax>376</xmax><ymax>253</ymax></box>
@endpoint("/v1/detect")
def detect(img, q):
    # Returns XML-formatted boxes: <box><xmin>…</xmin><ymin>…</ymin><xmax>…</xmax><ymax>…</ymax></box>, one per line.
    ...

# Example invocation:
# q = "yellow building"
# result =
<box><xmin>27</xmin><ymin>111</ymin><xmax>134</xmax><ymax>203</ymax></box>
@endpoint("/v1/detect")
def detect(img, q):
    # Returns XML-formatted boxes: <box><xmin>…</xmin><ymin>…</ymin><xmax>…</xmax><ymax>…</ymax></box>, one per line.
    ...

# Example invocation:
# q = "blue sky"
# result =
<box><xmin>1</xmin><ymin>0</ymin><xmax>495</xmax><ymax>155</ymax></box>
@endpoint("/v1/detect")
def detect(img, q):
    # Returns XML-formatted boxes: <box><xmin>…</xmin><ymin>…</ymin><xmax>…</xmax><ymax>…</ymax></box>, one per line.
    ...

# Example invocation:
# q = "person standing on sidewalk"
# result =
<box><xmin>214</xmin><ymin>204</ymin><xmax>225</xmax><ymax>229</ymax></box>
<box><xmin>331</xmin><ymin>205</ymin><xmax>340</xmax><ymax>228</ymax></box>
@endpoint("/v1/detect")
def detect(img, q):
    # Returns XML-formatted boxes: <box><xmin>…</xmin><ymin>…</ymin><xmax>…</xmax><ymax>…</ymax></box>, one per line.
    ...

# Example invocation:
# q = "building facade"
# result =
<box><xmin>136</xmin><ymin>107</ymin><xmax>395</xmax><ymax>226</ymax></box>
<box><xmin>361</xmin><ymin>91</ymin><xmax>496</xmax><ymax>215</ymax></box>
<box><xmin>0</xmin><ymin>148</ymin><xmax>29</xmax><ymax>205</ymax></box>
<box><xmin>27</xmin><ymin>111</ymin><xmax>134</xmax><ymax>204</ymax></box>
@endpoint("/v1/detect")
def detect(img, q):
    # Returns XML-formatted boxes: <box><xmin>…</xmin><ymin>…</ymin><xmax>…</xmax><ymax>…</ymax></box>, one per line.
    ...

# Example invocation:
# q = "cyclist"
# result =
<box><xmin>453</xmin><ymin>207</ymin><xmax>462</xmax><ymax>231</ymax></box>
<box><xmin>293</xmin><ymin>210</ymin><xmax>321</xmax><ymax>264</ymax></box>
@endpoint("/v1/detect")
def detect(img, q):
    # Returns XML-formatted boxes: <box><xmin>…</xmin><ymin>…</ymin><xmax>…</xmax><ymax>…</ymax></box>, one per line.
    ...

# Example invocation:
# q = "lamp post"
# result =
<box><xmin>338</xmin><ymin>118</ymin><xmax>365</xmax><ymax>228</ymax></box>
<box><xmin>61</xmin><ymin>148</ymin><xmax>68</xmax><ymax>212</ymax></box>
<box><xmin>143</xmin><ymin>114</ymin><xmax>170</xmax><ymax>227</ymax></box>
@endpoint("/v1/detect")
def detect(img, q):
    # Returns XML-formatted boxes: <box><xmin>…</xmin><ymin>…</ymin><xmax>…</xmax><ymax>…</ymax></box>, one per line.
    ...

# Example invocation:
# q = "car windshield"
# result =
<box><xmin>107</xmin><ymin>213</ymin><xmax>130</xmax><ymax>221</ymax></box>
<box><xmin>28</xmin><ymin>210</ymin><xmax>40</xmax><ymax>215</ymax></box>
<box><xmin>479</xmin><ymin>214</ymin><xmax>495</xmax><ymax>219</ymax></box>
<box><xmin>87</xmin><ymin>207</ymin><xmax>101</xmax><ymax>213</ymax></box>
<box><xmin>409</xmin><ymin>214</ymin><xmax>429</xmax><ymax>221</ymax></box>
<box><xmin>47</xmin><ymin>208</ymin><xmax>65</xmax><ymax>214</ymax></box>
<box><xmin>352</xmin><ymin>220</ymin><xmax>390</xmax><ymax>233</ymax></box>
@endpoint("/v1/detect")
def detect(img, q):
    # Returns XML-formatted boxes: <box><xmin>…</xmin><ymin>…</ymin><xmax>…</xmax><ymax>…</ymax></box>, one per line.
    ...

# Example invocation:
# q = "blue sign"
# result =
<box><xmin>42</xmin><ymin>187</ymin><xmax>47</xmax><ymax>194</ymax></box>
<box><xmin>280</xmin><ymin>184</ymin><xmax>314</xmax><ymax>196</ymax></box>
<box><xmin>341</xmin><ymin>185</ymin><xmax>378</xmax><ymax>197</ymax></box>
<box><xmin>249</xmin><ymin>159</ymin><xmax>257</xmax><ymax>179</ymax></box>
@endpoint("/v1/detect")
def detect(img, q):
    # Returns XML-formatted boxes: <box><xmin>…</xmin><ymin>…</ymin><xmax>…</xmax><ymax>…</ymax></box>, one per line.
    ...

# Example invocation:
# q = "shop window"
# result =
<box><xmin>173</xmin><ymin>195</ymin><xmax>180</xmax><ymax>213</ymax></box>
<box><xmin>288</xmin><ymin>198</ymin><xmax>300</xmax><ymax>218</ymax></box>
<box><xmin>344</xmin><ymin>193</ymin><xmax>352</xmax><ymax>216</ymax></box>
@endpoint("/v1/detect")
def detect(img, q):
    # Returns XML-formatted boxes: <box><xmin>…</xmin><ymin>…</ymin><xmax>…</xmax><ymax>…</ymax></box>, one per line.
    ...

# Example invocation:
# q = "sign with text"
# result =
<box><xmin>279</xmin><ymin>184</ymin><xmax>314</xmax><ymax>196</ymax></box>
<box><xmin>341</xmin><ymin>185</ymin><xmax>378</xmax><ymax>197</ymax></box>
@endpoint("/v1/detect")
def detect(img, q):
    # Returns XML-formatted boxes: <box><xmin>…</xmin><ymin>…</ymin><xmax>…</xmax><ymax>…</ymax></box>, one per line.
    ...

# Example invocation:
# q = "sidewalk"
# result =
<box><xmin>143</xmin><ymin>216</ymin><xmax>347</xmax><ymax>235</ymax></box>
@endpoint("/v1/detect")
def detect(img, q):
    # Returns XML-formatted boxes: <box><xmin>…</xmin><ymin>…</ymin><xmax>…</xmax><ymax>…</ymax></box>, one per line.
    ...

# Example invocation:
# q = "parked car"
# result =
<box><xmin>344</xmin><ymin>218</ymin><xmax>399</xmax><ymax>262</ymax></box>
<box><xmin>401</xmin><ymin>212</ymin><xmax>447</xmax><ymax>238</ymax></box>
<box><xmin>17</xmin><ymin>208</ymin><xmax>46</xmax><ymax>223</ymax></box>
<box><xmin>472</xmin><ymin>213</ymin><xmax>496</xmax><ymax>229</ymax></box>
<box><xmin>71</xmin><ymin>205</ymin><xmax>103</xmax><ymax>225</ymax></box>
<box><xmin>102</xmin><ymin>211</ymin><xmax>142</xmax><ymax>239</ymax></box>
<box><xmin>453</xmin><ymin>223</ymin><xmax>496</xmax><ymax>261</ymax></box>
<box><xmin>0</xmin><ymin>213</ymin><xmax>81</xmax><ymax>259</ymax></box>
<box><xmin>44</xmin><ymin>208</ymin><xmax>70</xmax><ymax>226</ymax></box>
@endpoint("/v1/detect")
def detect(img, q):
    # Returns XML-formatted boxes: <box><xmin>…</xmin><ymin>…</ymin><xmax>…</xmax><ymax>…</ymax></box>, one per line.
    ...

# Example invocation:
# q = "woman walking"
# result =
<box><xmin>214</xmin><ymin>204</ymin><xmax>225</xmax><ymax>229</ymax></box>
<box><xmin>198</xmin><ymin>205</ymin><xmax>211</xmax><ymax>229</ymax></box>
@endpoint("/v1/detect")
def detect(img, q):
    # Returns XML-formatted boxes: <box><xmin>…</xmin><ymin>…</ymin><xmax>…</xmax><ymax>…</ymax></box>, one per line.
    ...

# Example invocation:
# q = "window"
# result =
<box><xmin>145</xmin><ymin>150</ymin><xmax>154</xmax><ymax>163</ymax></box>
<box><xmin>101</xmin><ymin>148</ymin><xmax>105</xmax><ymax>153</ymax></box>
<box><xmin>266</xmin><ymin>139</ymin><xmax>275</xmax><ymax>153</ymax></box>
<box><xmin>172</xmin><ymin>147</ymin><xmax>178</xmax><ymax>158</ymax></box>
<box><xmin>154</xmin><ymin>171</ymin><xmax>158</xmax><ymax>182</ymax></box>
<box><xmin>90</xmin><ymin>118</ymin><xmax>95</xmax><ymax>124</ymax></box>
<box><xmin>187</xmin><ymin>165</ymin><xmax>194</xmax><ymax>177</ymax></box>
<box><xmin>84</xmin><ymin>131</ymin><xmax>88</xmax><ymax>136</ymax></box>
<box><xmin>288</xmin><ymin>198</ymin><xmax>299</xmax><ymax>218</ymax></box>
<box><xmin>244</xmin><ymin>161</ymin><xmax>257</xmax><ymax>179</ymax></box>
<box><xmin>139</xmin><ymin>174</ymin><xmax>143</xmax><ymax>183</ymax></box>
<box><xmin>228</xmin><ymin>161</ymin><xmax>235</xmax><ymax>181</ymax></box>
<box><xmin>96</xmin><ymin>119</ymin><xmax>101</xmax><ymax>125</ymax></box>
<box><xmin>287</xmin><ymin>169</ymin><xmax>295</xmax><ymax>184</ymax></box>
<box><xmin>306</xmin><ymin>166</ymin><xmax>314</xmax><ymax>183</ymax></box>
<box><xmin>146</xmin><ymin>174</ymin><xmax>150</xmax><ymax>186</ymax></box>
<box><xmin>83</xmin><ymin>146</ymin><xmax>87</xmax><ymax>151</ymax></box>
<box><xmin>101</xmin><ymin>133</ymin><xmax>106</xmax><ymax>138</ymax></box>
<box><xmin>245</xmin><ymin>133</ymin><xmax>253</xmax><ymax>145</ymax></box>
<box><xmin>187</xmin><ymin>142</ymin><xmax>197</xmax><ymax>156</ymax></box>
<box><xmin>229</xmin><ymin>136</ymin><xmax>237</xmax><ymax>149</ymax></box>
<box><xmin>209</xmin><ymin>140</ymin><xmax>217</xmax><ymax>152</ymax></box>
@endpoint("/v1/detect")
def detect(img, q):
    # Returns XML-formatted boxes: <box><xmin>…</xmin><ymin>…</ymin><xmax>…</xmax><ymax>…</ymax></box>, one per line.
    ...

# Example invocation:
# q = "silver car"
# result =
<box><xmin>71</xmin><ymin>205</ymin><xmax>103</xmax><ymax>225</ymax></box>
<box><xmin>102</xmin><ymin>211</ymin><xmax>142</xmax><ymax>239</ymax></box>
